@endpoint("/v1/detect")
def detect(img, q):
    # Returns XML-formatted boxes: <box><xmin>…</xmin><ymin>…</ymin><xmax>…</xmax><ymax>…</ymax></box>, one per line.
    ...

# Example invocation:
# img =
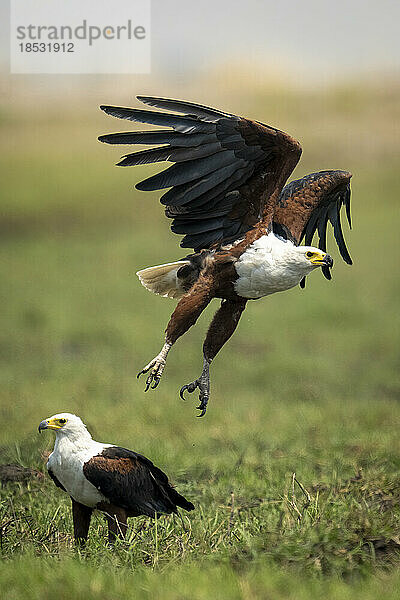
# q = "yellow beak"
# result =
<box><xmin>311</xmin><ymin>253</ymin><xmax>333</xmax><ymax>267</ymax></box>
<box><xmin>38</xmin><ymin>418</ymin><xmax>62</xmax><ymax>432</ymax></box>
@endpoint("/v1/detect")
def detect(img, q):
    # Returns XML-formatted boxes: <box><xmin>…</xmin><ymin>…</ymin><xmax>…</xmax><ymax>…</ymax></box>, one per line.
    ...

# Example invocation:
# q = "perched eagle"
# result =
<box><xmin>99</xmin><ymin>96</ymin><xmax>352</xmax><ymax>416</ymax></box>
<box><xmin>38</xmin><ymin>413</ymin><xmax>194</xmax><ymax>543</ymax></box>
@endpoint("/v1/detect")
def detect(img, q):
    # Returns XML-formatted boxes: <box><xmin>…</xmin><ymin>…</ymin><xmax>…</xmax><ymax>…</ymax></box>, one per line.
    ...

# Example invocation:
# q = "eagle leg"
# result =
<box><xmin>71</xmin><ymin>498</ymin><xmax>93</xmax><ymax>545</ymax></box>
<box><xmin>180</xmin><ymin>359</ymin><xmax>210</xmax><ymax>417</ymax></box>
<box><xmin>105</xmin><ymin>507</ymin><xmax>128</xmax><ymax>544</ymax></box>
<box><xmin>138</xmin><ymin>275</ymin><xmax>213</xmax><ymax>393</ymax></box>
<box><xmin>137</xmin><ymin>342</ymin><xmax>172</xmax><ymax>391</ymax></box>
<box><xmin>180</xmin><ymin>298</ymin><xmax>247</xmax><ymax>416</ymax></box>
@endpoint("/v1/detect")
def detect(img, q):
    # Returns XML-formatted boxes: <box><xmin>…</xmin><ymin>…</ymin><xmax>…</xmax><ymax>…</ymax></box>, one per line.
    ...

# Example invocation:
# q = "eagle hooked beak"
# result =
<box><xmin>38</xmin><ymin>420</ymin><xmax>48</xmax><ymax>433</ymax></box>
<box><xmin>38</xmin><ymin>418</ymin><xmax>63</xmax><ymax>433</ymax></box>
<box><xmin>311</xmin><ymin>253</ymin><xmax>333</xmax><ymax>268</ymax></box>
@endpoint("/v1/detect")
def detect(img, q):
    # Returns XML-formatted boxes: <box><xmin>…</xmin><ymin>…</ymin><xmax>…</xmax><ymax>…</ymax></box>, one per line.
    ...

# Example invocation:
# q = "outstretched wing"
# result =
<box><xmin>99</xmin><ymin>96</ymin><xmax>302</xmax><ymax>251</ymax></box>
<box><xmin>273</xmin><ymin>170</ymin><xmax>352</xmax><ymax>280</ymax></box>
<box><xmin>83</xmin><ymin>446</ymin><xmax>194</xmax><ymax>517</ymax></box>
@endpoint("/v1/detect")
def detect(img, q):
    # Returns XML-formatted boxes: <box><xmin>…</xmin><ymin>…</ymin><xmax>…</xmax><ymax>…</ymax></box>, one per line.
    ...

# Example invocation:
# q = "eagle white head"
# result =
<box><xmin>38</xmin><ymin>413</ymin><xmax>92</xmax><ymax>440</ymax></box>
<box><xmin>234</xmin><ymin>233</ymin><xmax>334</xmax><ymax>299</ymax></box>
<box><xmin>284</xmin><ymin>244</ymin><xmax>334</xmax><ymax>273</ymax></box>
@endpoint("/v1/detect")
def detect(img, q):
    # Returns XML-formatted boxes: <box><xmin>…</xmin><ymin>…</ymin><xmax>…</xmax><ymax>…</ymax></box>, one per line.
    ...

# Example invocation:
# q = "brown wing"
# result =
<box><xmin>83</xmin><ymin>446</ymin><xmax>194</xmax><ymax>517</ymax></box>
<box><xmin>99</xmin><ymin>96</ymin><xmax>301</xmax><ymax>251</ymax></box>
<box><xmin>273</xmin><ymin>170</ymin><xmax>352</xmax><ymax>279</ymax></box>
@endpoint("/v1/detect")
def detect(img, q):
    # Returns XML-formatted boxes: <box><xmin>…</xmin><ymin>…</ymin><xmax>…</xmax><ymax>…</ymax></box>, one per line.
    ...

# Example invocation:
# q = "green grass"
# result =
<box><xmin>0</xmin><ymin>88</ymin><xmax>399</xmax><ymax>599</ymax></box>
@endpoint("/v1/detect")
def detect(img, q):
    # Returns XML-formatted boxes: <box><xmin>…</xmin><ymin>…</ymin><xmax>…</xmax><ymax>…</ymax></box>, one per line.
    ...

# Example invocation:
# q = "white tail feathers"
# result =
<box><xmin>136</xmin><ymin>261</ymin><xmax>190</xmax><ymax>299</ymax></box>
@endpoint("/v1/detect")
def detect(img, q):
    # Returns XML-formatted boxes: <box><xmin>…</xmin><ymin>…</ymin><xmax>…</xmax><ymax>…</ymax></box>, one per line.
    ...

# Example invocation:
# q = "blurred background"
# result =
<box><xmin>0</xmin><ymin>0</ymin><xmax>399</xmax><ymax>453</ymax></box>
<box><xmin>1</xmin><ymin>4</ymin><xmax>400</xmax><ymax>590</ymax></box>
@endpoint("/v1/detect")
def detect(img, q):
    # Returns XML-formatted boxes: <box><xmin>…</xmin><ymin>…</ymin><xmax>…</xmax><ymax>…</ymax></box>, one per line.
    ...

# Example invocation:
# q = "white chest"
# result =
<box><xmin>47</xmin><ymin>439</ymin><xmax>108</xmax><ymax>507</ymax></box>
<box><xmin>234</xmin><ymin>234</ymin><xmax>304</xmax><ymax>299</ymax></box>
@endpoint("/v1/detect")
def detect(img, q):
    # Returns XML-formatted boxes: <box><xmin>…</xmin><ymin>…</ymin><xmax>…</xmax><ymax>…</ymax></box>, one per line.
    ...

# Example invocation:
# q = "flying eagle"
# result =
<box><xmin>38</xmin><ymin>413</ymin><xmax>194</xmax><ymax>543</ymax></box>
<box><xmin>99</xmin><ymin>96</ymin><xmax>352</xmax><ymax>416</ymax></box>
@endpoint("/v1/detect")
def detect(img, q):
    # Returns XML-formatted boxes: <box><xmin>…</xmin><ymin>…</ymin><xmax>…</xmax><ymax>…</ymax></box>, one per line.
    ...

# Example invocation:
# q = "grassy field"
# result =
<box><xmin>0</xmin><ymin>85</ymin><xmax>399</xmax><ymax>599</ymax></box>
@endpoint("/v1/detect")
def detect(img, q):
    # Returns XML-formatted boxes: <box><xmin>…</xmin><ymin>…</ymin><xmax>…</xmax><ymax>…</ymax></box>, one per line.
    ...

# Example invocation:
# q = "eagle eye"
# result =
<box><xmin>306</xmin><ymin>251</ymin><xmax>314</xmax><ymax>258</ymax></box>
<box><xmin>58</xmin><ymin>418</ymin><xmax>67</xmax><ymax>425</ymax></box>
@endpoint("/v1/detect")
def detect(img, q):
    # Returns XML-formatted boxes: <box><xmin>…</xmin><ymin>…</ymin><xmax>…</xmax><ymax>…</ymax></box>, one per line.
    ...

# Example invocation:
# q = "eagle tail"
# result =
<box><xmin>168</xmin><ymin>486</ymin><xmax>195</xmax><ymax>512</ymax></box>
<box><xmin>136</xmin><ymin>261</ymin><xmax>190</xmax><ymax>299</ymax></box>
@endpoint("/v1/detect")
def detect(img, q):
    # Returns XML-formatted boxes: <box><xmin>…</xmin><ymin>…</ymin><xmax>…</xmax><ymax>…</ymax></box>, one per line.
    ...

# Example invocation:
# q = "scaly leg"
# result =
<box><xmin>137</xmin><ymin>274</ymin><xmax>213</xmax><ymax>391</ymax></box>
<box><xmin>137</xmin><ymin>341</ymin><xmax>172</xmax><ymax>391</ymax></box>
<box><xmin>180</xmin><ymin>298</ymin><xmax>247</xmax><ymax>416</ymax></box>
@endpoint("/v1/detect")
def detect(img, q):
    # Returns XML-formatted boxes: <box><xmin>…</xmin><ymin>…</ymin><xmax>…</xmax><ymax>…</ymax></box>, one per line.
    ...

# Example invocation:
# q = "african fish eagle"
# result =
<box><xmin>38</xmin><ymin>413</ymin><xmax>194</xmax><ymax>543</ymax></box>
<box><xmin>99</xmin><ymin>96</ymin><xmax>353</xmax><ymax>416</ymax></box>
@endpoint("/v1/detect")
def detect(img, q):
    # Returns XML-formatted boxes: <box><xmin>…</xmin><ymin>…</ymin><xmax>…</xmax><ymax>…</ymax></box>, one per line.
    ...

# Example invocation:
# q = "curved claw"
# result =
<box><xmin>179</xmin><ymin>378</ymin><xmax>209</xmax><ymax>416</ymax></box>
<box><xmin>180</xmin><ymin>381</ymin><xmax>197</xmax><ymax>400</ymax></box>
<box><xmin>180</xmin><ymin>385</ymin><xmax>188</xmax><ymax>400</ymax></box>
<box><xmin>138</xmin><ymin>354</ymin><xmax>167</xmax><ymax>392</ymax></box>
<box><xmin>196</xmin><ymin>396</ymin><xmax>209</xmax><ymax>417</ymax></box>
<box><xmin>137</xmin><ymin>363</ymin><xmax>153</xmax><ymax>380</ymax></box>
<box><xmin>144</xmin><ymin>372</ymin><xmax>159</xmax><ymax>392</ymax></box>
<box><xmin>151</xmin><ymin>378</ymin><xmax>160</xmax><ymax>389</ymax></box>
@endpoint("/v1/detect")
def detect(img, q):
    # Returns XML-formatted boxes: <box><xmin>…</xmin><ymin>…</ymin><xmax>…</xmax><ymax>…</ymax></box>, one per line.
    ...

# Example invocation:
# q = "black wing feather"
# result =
<box><xmin>99</xmin><ymin>130</ymin><xmax>216</xmax><ymax>147</ymax></box>
<box><xmin>172</xmin><ymin>216</ymin><xmax>225</xmax><ymax>235</ymax></box>
<box><xmin>137</xmin><ymin>95</ymin><xmax>231</xmax><ymax>119</ymax></box>
<box><xmin>136</xmin><ymin>152</ymin><xmax>241</xmax><ymax>191</ymax></box>
<box><xmin>159</xmin><ymin>164</ymin><xmax>253</xmax><ymax>208</ymax></box>
<box><xmin>100</xmin><ymin>96</ymin><xmax>301</xmax><ymax>251</ymax></box>
<box><xmin>328</xmin><ymin>203</ymin><xmax>352</xmax><ymax>265</ymax></box>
